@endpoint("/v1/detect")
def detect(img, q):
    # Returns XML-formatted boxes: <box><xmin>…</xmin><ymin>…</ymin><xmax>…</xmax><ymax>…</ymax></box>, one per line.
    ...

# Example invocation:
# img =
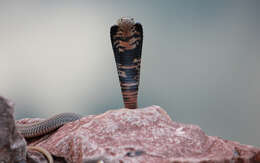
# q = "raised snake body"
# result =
<box><xmin>110</xmin><ymin>17</ymin><xmax>143</xmax><ymax>109</ymax></box>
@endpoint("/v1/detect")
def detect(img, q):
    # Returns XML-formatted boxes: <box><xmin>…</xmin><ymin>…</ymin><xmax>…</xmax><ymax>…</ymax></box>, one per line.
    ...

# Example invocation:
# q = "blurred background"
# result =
<box><xmin>0</xmin><ymin>0</ymin><xmax>259</xmax><ymax>146</ymax></box>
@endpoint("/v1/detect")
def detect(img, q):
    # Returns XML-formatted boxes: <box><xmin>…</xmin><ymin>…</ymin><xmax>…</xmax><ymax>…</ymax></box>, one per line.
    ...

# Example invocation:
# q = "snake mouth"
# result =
<box><xmin>110</xmin><ymin>17</ymin><xmax>143</xmax><ymax>109</ymax></box>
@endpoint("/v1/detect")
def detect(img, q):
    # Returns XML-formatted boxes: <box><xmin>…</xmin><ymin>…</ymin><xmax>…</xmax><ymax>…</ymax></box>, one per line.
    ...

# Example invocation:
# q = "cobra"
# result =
<box><xmin>15</xmin><ymin>17</ymin><xmax>143</xmax><ymax>162</ymax></box>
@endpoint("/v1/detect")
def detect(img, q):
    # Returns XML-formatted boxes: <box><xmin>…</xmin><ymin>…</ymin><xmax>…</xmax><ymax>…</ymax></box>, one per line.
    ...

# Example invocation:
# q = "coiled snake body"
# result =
<box><xmin>16</xmin><ymin>112</ymin><xmax>82</xmax><ymax>138</ymax></box>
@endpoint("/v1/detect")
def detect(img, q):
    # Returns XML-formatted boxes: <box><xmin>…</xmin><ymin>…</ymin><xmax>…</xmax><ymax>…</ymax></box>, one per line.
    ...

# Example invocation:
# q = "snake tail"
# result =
<box><xmin>27</xmin><ymin>146</ymin><xmax>54</xmax><ymax>163</ymax></box>
<box><xmin>16</xmin><ymin>113</ymin><xmax>82</xmax><ymax>138</ymax></box>
<box><xmin>110</xmin><ymin>17</ymin><xmax>143</xmax><ymax>109</ymax></box>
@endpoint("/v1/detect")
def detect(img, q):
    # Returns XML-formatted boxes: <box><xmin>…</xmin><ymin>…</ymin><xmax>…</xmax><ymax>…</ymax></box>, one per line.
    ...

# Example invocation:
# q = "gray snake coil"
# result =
<box><xmin>16</xmin><ymin>112</ymin><xmax>82</xmax><ymax>138</ymax></box>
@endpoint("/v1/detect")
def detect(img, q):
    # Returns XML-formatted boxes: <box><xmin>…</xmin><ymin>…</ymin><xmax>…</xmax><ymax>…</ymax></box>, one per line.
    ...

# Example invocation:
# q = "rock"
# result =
<box><xmin>0</xmin><ymin>96</ymin><xmax>27</xmax><ymax>163</ymax></box>
<box><xmin>17</xmin><ymin>105</ymin><xmax>260</xmax><ymax>163</ymax></box>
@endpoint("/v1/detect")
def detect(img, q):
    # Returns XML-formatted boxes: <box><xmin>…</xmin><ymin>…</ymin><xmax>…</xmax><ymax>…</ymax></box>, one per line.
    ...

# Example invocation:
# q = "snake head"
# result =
<box><xmin>117</xmin><ymin>17</ymin><xmax>135</xmax><ymax>27</ymax></box>
<box><xmin>116</xmin><ymin>17</ymin><xmax>136</xmax><ymax>38</ymax></box>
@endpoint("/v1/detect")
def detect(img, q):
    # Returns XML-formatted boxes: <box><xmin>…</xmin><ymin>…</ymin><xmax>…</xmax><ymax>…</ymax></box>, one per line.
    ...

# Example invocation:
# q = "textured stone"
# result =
<box><xmin>18</xmin><ymin>105</ymin><xmax>260</xmax><ymax>163</ymax></box>
<box><xmin>0</xmin><ymin>96</ymin><xmax>27</xmax><ymax>163</ymax></box>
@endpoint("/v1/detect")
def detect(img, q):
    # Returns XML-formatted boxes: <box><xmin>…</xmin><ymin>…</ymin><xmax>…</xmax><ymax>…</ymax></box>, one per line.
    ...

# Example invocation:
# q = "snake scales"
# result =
<box><xmin>16</xmin><ymin>112</ymin><xmax>82</xmax><ymax>138</ymax></box>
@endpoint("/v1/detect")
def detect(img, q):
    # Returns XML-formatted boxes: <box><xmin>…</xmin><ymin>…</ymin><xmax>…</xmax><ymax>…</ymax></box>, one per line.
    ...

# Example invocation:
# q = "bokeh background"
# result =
<box><xmin>0</xmin><ymin>0</ymin><xmax>259</xmax><ymax>146</ymax></box>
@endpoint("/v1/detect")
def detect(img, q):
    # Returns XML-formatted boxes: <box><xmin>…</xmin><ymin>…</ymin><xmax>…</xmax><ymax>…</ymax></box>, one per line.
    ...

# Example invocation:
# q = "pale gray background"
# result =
<box><xmin>0</xmin><ymin>0</ymin><xmax>259</xmax><ymax>146</ymax></box>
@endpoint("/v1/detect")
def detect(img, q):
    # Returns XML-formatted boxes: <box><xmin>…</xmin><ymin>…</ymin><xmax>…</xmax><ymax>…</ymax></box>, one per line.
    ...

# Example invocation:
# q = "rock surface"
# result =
<box><xmin>17</xmin><ymin>105</ymin><xmax>260</xmax><ymax>163</ymax></box>
<box><xmin>0</xmin><ymin>96</ymin><xmax>27</xmax><ymax>163</ymax></box>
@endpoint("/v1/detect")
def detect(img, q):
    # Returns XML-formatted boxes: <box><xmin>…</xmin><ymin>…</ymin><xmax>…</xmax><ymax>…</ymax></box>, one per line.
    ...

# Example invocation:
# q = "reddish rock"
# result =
<box><xmin>0</xmin><ymin>96</ymin><xmax>27</xmax><ymax>163</ymax></box>
<box><xmin>18</xmin><ymin>105</ymin><xmax>260</xmax><ymax>163</ymax></box>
